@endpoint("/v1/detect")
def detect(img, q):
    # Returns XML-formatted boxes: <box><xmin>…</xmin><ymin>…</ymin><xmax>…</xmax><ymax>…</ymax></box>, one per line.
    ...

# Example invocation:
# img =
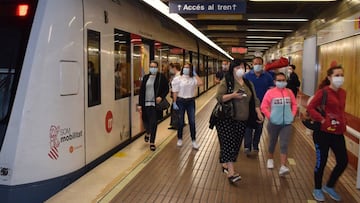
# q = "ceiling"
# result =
<box><xmin>160</xmin><ymin>0</ymin><xmax>340</xmax><ymax>59</ymax></box>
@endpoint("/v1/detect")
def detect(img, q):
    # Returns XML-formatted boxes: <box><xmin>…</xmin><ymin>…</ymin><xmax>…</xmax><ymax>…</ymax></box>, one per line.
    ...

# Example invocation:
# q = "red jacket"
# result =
<box><xmin>307</xmin><ymin>86</ymin><xmax>346</xmax><ymax>134</ymax></box>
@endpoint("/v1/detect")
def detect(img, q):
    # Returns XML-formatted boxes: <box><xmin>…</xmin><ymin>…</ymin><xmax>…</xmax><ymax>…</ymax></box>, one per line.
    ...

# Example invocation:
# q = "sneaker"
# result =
<box><xmin>244</xmin><ymin>148</ymin><xmax>250</xmax><ymax>156</ymax></box>
<box><xmin>192</xmin><ymin>141</ymin><xmax>199</xmax><ymax>150</ymax></box>
<box><xmin>267</xmin><ymin>159</ymin><xmax>274</xmax><ymax>169</ymax></box>
<box><xmin>253</xmin><ymin>148</ymin><xmax>259</xmax><ymax>153</ymax></box>
<box><xmin>177</xmin><ymin>139</ymin><xmax>182</xmax><ymax>147</ymax></box>
<box><xmin>312</xmin><ymin>189</ymin><xmax>325</xmax><ymax>202</ymax></box>
<box><xmin>322</xmin><ymin>186</ymin><xmax>341</xmax><ymax>201</ymax></box>
<box><xmin>279</xmin><ymin>165</ymin><xmax>290</xmax><ymax>176</ymax></box>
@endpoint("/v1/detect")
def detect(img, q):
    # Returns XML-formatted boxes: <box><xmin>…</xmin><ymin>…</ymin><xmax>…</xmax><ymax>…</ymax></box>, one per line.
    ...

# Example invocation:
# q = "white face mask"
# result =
<box><xmin>275</xmin><ymin>81</ymin><xmax>287</xmax><ymax>89</ymax></box>
<box><xmin>149</xmin><ymin>67</ymin><xmax>158</xmax><ymax>75</ymax></box>
<box><xmin>332</xmin><ymin>76</ymin><xmax>344</xmax><ymax>88</ymax></box>
<box><xmin>235</xmin><ymin>68</ymin><xmax>245</xmax><ymax>78</ymax></box>
<box><xmin>253</xmin><ymin>64</ymin><xmax>263</xmax><ymax>72</ymax></box>
<box><xmin>182</xmin><ymin>68</ymin><xmax>190</xmax><ymax>75</ymax></box>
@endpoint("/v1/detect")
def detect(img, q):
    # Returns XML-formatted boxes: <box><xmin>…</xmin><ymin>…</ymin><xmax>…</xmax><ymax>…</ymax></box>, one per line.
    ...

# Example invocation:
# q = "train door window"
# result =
<box><xmin>168</xmin><ymin>47</ymin><xmax>184</xmax><ymax>64</ymax></box>
<box><xmin>132</xmin><ymin>35</ymin><xmax>150</xmax><ymax>95</ymax></box>
<box><xmin>155</xmin><ymin>43</ymin><xmax>171</xmax><ymax>80</ymax></box>
<box><xmin>87</xmin><ymin>29</ymin><xmax>101</xmax><ymax>107</ymax></box>
<box><xmin>114</xmin><ymin>29</ymin><xmax>131</xmax><ymax>99</ymax></box>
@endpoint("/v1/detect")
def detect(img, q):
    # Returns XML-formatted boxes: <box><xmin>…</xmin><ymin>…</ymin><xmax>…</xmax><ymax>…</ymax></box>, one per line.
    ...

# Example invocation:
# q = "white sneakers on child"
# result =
<box><xmin>267</xmin><ymin>159</ymin><xmax>274</xmax><ymax>169</ymax></box>
<box><xmin>279</xmin><ymin>165</ymin><xmax>290</xmax><ymax>176</ymax></box>
<box><xmin>267</xmin><ymin>159</ymin><xmax>290</xmax><ymax>176</ymax></box>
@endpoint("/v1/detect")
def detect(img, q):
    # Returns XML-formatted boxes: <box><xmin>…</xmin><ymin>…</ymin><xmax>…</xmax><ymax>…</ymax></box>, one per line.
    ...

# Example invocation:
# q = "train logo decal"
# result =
<box><xmin>48</xmin><ymin>125</ymin><xmax>60</xmax><ymax>160</ymax></box>
<box><xmin>48</xmin><ymin>125</ymin><xmax>84</xmax><ymax>160</ymax></box>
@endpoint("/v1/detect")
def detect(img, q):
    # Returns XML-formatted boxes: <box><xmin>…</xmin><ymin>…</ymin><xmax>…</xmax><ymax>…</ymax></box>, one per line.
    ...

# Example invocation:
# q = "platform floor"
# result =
<box><xmin>47</xmin><ymin>87</ymin><xmax>360</xmax><ymax>203</ymax></box>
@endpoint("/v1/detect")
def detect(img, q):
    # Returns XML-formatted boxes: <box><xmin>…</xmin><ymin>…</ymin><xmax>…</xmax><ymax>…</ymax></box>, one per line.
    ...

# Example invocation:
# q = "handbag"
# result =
<box><xmin>302</xmin><ymin>89</ymin><xmax>327</xmax><ymax>131</ymax></box>
<box><xmin>156</xmin><ymin>98</ymin><xmax>170</xmax><ymax>111</ymax></box>
<box><xmin>213</xmin><ymin>101</ymin><xmax>234</xmax><ymax>120</ymax></box>
<box><xmin>212</xmin><ymin>73</ymin><xmax>234</xmax><ymax>120</ymax></box>
<box><xmin>155</xmin><ymin>74</ymin><xmax>170</xmax><ymax>111</ymax></box>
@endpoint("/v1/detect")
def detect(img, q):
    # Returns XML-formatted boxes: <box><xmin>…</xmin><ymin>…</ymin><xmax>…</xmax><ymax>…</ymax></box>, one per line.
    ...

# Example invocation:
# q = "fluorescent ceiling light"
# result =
<box><xmin>250</xmin><ymin>0</ymin><xmax>335</xmax><ymax>1</ymax></box>
<box><xmin>246</xmin><ymin>41</ymin><xmax>278</xmax><ymax>43</ymax></box>
<box><xmin>246</xmin><ymin>36</ymin><xmax>284</xmax><ymax>39</ymax></box>
<box><xmin>247</xmin><ymin>29</ymin><xmax>293</xmax><ymax>32</ymax></box>
<box><xmin>197</xmin><ymin>14</ymin><xmax>243</xmax><ymax>20</ymax></box>
<box><xmin>140</xmin><ymin>0</ymin><xmax>233</xmax><ymax>60</ymax></box>
<box><xmin>248</xmin><ymin>18</ymin><xmax>308</xmax><ymax>22</ymax></box>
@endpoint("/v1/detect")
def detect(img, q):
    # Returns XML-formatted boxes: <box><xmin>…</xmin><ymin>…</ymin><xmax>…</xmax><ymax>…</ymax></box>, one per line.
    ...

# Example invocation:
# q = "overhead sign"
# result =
<box><xmin>169</xmin><ymin>1</ymin><xmax>246</xmax><ymax>14</ymax></box>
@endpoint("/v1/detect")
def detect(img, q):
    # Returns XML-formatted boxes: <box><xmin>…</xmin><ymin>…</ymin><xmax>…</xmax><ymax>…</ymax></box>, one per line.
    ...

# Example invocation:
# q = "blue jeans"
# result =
<box><xmin>177</xmin><ymin>98</ymin><xmax>196</xmax><ymax>141</ymax></box>
<box><xmin>244</xmin><ymin>122</ymin><xmax>263</xmax><ymax>151</ymax></box>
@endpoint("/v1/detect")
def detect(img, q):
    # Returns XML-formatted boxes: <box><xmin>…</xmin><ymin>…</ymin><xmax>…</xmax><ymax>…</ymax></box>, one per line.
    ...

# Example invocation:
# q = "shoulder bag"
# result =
<box><xmin>212</xmin><ymin>74</ymin><xmax>234</xmax><ymax>120</ymax></box>
<box><xmin>155</xmin><ymin>74</ymin><xmax>170</xmax><ymax>111</ymax></box>
<box><xmin>302</xmin><ymin>89</ymin><xmax>327</xmax><ymax>131</ymax></box>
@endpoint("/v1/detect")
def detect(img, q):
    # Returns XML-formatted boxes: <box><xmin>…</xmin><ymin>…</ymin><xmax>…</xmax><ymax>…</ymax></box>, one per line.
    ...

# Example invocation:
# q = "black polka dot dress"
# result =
<box><xmin>216</xmin><ymin>118</ymin><xmax>246</xmax><ymax>163</ymax></box>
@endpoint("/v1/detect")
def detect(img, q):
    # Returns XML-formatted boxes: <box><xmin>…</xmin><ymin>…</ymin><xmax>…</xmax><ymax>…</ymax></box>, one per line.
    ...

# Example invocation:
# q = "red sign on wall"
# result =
<box><xmin>105</xmin><ymin>111</ymin><xmax>113</xmax><ymax>133</ymax></box>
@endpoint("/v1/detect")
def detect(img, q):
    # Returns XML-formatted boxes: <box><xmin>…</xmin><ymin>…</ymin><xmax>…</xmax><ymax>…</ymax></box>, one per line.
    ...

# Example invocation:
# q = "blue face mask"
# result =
<box><xmin>149</xmin><ymin>67</ymin><xmax>158</xmax><ymax>75</ymax></box>
<box><xmin>253</xmin><ymin>65</ymin><xmax>263</xmax><ymax>72</ymax></box>
<box><xmin>275</xmin><ymin>81</ymin><xmax>287</xmax><ymax>89</ymax></box>
<box><xmin>183</xmin><ymin>68</ymin><xmax>190</xmax><ymax>75</ymax></box>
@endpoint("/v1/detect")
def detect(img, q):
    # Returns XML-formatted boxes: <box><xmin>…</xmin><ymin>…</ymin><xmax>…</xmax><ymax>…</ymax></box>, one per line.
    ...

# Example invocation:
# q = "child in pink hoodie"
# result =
<box><xmin>261</xmin><ymin>72</ymin><xmax>297</xmax><ymax>176</ymax></box>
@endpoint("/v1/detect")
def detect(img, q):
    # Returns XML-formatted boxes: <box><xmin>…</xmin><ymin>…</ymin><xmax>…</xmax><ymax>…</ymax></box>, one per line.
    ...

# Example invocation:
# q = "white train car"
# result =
<box><xmin>0</xmin><ymin>0</ymin><xmax>225</xmax><ymax>202</ymax></box>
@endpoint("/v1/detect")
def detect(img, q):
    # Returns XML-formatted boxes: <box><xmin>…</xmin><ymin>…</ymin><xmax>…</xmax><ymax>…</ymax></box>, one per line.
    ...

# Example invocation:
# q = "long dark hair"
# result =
<box><xmin>318</xmin><ymin>64</ymin><xmax>343</xmax><ymax>89</ymax></box>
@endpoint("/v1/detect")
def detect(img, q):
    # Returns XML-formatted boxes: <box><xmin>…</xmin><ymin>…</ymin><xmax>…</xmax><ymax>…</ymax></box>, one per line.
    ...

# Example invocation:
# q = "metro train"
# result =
<box><xmin>0</xmin><ymin>0</ymin><xmax>228</xmax><ymax>202</ymax></box>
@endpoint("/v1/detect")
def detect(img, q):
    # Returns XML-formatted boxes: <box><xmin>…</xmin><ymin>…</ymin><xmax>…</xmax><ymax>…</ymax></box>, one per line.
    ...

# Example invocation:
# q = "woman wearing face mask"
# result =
<box><xmin>171</xmin><ymin>62</ymin><xmax>203</xmax><ymax>150</ymax></box>
<box><xmin>137</xmin><ymin>61</ymin><xmax>169</xmax><ymax>151</ymax></box>
<box><xmin>215</xmin><ymin>59</ymin><xmax>263</xmax><ymax>183</ymax></box>
<box><xmin>307</xmin><ymin>63</ymin><xmax>347</xmax><ymax>202</ymax></box>
<box><xmin>260</xmin><ymin>72</ymin><xmax>297</xmax><ymax>177</ymax></box>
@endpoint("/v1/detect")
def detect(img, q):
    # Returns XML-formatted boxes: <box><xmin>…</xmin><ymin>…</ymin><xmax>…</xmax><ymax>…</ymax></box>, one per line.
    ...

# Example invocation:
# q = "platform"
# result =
<box><xmin>47</xmin><ymin>87</ymin><xmax>360</xmax><ymax>203</ymax></box>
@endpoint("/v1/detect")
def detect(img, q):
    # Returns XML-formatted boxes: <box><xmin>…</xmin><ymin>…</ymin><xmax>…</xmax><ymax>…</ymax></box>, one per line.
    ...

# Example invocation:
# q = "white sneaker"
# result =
<box><xmin>267</xmin><ymin>159</ymin><xmax>274</xmax><ymax>169</ymax></box>
<box><xmin>192</xmin><ymin>141</ymin><xmax>199</xmax><ymax>150</ymax></box>
<box><xmin>177</xmin><ymin>139</ymin><xmax>183</xmax><ymax>147</ymax></box>
<box><xmin>279</xmin><ymin>165</ymin><xmax>290</xmax><ymax>176</ymax></box>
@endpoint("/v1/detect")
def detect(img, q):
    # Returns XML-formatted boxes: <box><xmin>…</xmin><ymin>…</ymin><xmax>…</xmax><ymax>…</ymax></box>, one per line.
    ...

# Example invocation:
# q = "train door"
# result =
<box><xmin>113</xmin><ymin>29</ymin><xmax>131</xmax><ymax>143</ymax></box>
<box><xmin>130</xmin><ymin>37</ymin><xmax>150</xmax><ymax>137</ymax></box>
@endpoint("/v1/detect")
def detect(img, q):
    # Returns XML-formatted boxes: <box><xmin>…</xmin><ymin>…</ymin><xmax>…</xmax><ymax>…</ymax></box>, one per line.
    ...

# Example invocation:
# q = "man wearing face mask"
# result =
<box><xmin>215</xmin><ymin>60</ymin><xmax>229</xmax><ymax>84</ymax></box>
<box><xmin>286</xmin><ymin>65</ymin><xmax>301</xmax><ymax>97</ymax></box>
<box><xmin>137</xmin><ymin>60</ymin><xmax>169</xmax><ymax>151</ymax></box>
<box><xmin>261</xmin><ymin>72</ymin><xmax>297</xmax><ymax>177</ymax></box>
<box><xmin>243</xmin><ymin>57</ymin><xmax>274</xmax><ymax>156</ymax></box>
<box><xmin>307</xmin><ymin>63</ymin><xmax>347</xmax><ymax>202</ymax></box>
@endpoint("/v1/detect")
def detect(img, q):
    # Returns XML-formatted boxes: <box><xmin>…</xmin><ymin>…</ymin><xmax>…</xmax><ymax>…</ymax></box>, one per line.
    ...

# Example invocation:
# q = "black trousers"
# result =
<box><xmin>142</xmin><ymin>106</ymin><xmax>158</xmax><ymax>144</ymax></box>
<box><xmin>312</xmin><ymin>130</ymin><xmax>348</xmax><ymax>189</ymax></box>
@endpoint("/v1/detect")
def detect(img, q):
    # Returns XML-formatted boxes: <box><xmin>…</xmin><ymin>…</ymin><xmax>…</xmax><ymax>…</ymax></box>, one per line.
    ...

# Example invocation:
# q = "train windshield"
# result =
<box><xmin>0</xmin><ymin>1</ymin><xmax>37</xmax><ymax>148</ymax></box>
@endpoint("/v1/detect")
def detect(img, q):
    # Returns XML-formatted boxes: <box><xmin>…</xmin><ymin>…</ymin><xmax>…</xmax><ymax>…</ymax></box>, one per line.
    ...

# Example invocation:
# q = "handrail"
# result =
<box><xmin>348</xmin><ymin>125</ymin><xmax>360</xmax><ymax>188</ymax></box>
<box><xmin>347</xmin><ymin>126</ymin><xmax>360</xmax><ymax>139</ymax></box>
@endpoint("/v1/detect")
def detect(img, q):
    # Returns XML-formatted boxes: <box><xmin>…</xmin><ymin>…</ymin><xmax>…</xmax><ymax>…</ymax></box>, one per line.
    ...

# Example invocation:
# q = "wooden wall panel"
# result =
<box><xmin>318</xmin><ymin>35</ymin><xmax>360</xmax><ymax>118</ymax></box>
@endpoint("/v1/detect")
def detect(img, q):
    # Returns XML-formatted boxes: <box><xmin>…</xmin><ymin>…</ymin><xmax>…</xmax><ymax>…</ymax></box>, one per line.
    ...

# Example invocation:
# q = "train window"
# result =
<box><xmin>87</xmin><ymin>29</ymin><xmax>101</xmax><ymax>107</ymax></box>
<box><xmin>114</xmin><ymin>29</ymin><xmax>131</xmax><ymax>99</ymax></box>
<box><xmin>0</xmin><ymin>0</ymin><xmax>37</xmax><ymax>149</ymax></box>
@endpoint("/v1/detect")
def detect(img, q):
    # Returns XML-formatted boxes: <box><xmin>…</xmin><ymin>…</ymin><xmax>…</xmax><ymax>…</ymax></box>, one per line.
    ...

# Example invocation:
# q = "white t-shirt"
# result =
<box><xmin>171</xmin><ymin>75</ymin><xmax>198</xmax><ymax>98</ymax></box>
